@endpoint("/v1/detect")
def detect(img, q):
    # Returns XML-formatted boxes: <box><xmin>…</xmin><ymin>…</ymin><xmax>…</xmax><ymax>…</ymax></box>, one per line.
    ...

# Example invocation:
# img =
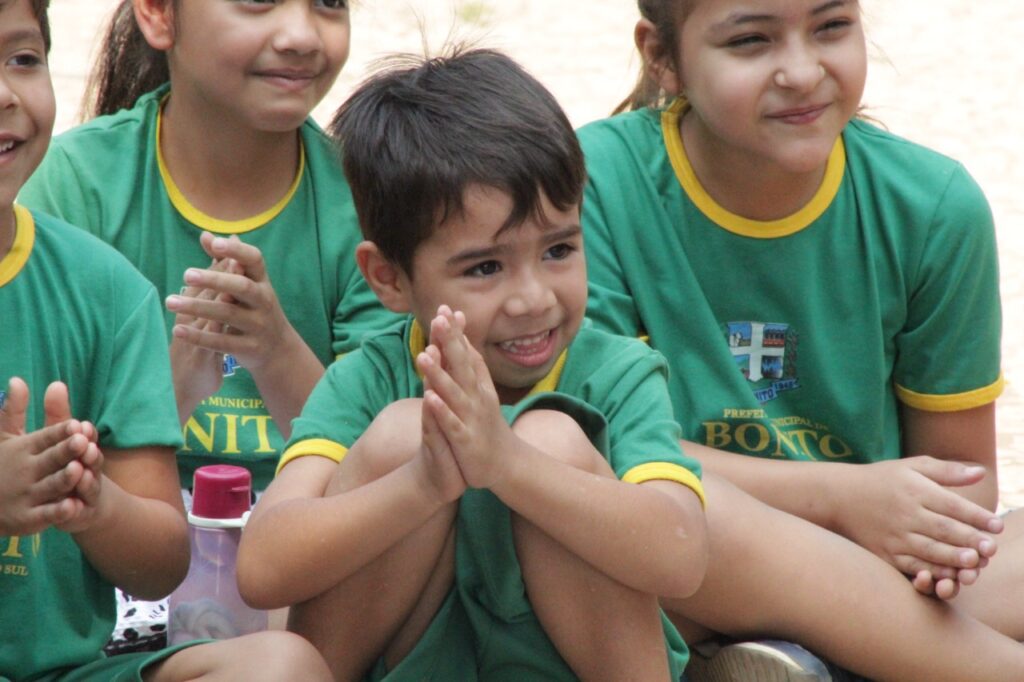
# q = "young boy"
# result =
<box><xmin>237</xmin><ymin>48</ymin><xmax>709</xmax><ymax>681</ymax></box>
<box><xmin>0</xmin><ymin>1</ymin><xmax>331</xmax><ymax>679</ymax></box>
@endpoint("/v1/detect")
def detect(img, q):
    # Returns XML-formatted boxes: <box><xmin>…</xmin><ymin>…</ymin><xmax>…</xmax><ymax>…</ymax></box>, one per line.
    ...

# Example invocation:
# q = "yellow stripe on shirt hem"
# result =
<box><xmin>276</xmin><ymin>439</ymin><xmax>349</xmax><ymax>475</ymax></box>
<box><xmin>895</xmin><ymin>374</ymin><xmax>1004</xmax><ymax>412</ymax></box>
<box><xmin>622</xmin><ymin>462</ymin><xmax>706</xmax><ymax>508</ymax></box>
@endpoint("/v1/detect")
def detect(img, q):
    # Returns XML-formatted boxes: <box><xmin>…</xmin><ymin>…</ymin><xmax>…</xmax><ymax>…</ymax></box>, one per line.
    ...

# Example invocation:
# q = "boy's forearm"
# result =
<box><xmin>238</xmin><ymin>458</ymin><xmax>450</xmax><ymax>609</ymax></box>
<box><xmin>490</xmin><ymin>445</ymin><xmax>708</xmax><ymax>599</ymax></box>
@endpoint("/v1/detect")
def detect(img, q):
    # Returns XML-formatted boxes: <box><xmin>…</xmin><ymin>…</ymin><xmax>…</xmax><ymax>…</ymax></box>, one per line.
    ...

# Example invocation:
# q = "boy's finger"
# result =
<box><xmin>1</xmin><ymin>377</ymin><xmax>30</xmax><ymax>436</ymax></box>
<box><xmin>43</xmin><ymin>381</ymin><xmax>72</xmax><ymax>428</ymax></box>
<box><xmin>34</xmin><ymin>459</ymin><xmax>84</xmax><ymax>502</ymax></box>
<box><xmin>207</xmin><ymin>235</ymin><xmax>268</xmax><ymax>282</ymax></box>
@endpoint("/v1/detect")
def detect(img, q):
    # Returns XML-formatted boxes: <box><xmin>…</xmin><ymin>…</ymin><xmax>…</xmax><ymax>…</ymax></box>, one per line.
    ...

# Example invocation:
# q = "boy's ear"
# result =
<box><xmin>355</xmin><ymin>241</ymin><xmax>412</xmax><ymax>314</ymax></box>
<box><xmin>635</xmin><ymin>18</ymin><xmax>682</xmax><ymax>95</ymax></box>
<box><xmin>132</xmin><ymin>0</ymin><xmax>175</xmax><ymax>51</ymax></box>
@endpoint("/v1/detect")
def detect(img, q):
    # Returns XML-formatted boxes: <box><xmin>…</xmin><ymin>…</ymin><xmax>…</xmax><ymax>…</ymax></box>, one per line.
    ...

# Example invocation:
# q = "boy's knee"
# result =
<box><xmin>512</xmin><ymin>409</ymin><xmax>608</xmax><ymax>476</ymax></box>
<box><xmin>351</xmin><ymin>399</ymin><xmax>424</xmax><ymax>479</ymax></box>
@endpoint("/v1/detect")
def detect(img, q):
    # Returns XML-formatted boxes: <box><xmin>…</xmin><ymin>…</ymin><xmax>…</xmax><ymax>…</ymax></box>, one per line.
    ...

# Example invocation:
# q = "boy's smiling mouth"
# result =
<box><xmin>497</xmin><ymin>329</ymin><xmax>557</xmax><ymax>367</ymax></box>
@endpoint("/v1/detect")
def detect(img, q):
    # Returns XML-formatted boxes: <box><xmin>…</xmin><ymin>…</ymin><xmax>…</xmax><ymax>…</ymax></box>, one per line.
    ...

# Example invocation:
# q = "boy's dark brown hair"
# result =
<box><xmin>329</xmin><ymin>46</ymin><xmax>586</xmax><ymax>277</ymax></box>
<box><xmin>3</xmin><ymin>0</ymin><xmax>50</xmax><ymax>52</ymax></box>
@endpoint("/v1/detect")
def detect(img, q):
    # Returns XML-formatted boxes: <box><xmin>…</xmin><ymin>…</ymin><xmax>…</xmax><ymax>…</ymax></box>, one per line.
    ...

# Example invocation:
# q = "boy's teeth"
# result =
<box><xmin>500</xmin><ymin>331</ymin><xmax>548</xmax><ymax>350</ymax></box>
<box><xmin>0</xmin><ymin>141</ymin><xmax>14</xmax><ymax>153</ymax></box>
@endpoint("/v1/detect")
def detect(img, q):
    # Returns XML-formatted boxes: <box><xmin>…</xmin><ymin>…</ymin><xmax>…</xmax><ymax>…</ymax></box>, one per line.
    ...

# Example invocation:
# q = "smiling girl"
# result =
<box><xmin>19</xmin><ymin>0</ymin><xmax>397</xmax><ymax>493</ymax></box>
<box><xmin>579</xmin><ymin>0</ymin><xmax>1024</xmax><ymax>679</ymax></box>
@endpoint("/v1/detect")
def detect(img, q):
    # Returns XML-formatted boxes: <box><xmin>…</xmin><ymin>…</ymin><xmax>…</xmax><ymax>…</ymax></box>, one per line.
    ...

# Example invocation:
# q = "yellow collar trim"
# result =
<box><xmin>661</xmin><ymin>98</ymin><xmax>845</xmax><ymax>239</ymax></box>
<box><xmin>408</xmin><ymin>319</ymin><xmax>569</xmax><ymax>398</ymax></box>
<box><xmin>0</xmin><ymin>206</ymin><xmax>34</xmax><ymax>287</ymax></box>
<box><xmin>155</xmin><ymin>96</ymin><xmax>305</xmax><ymax>235</ymax></box>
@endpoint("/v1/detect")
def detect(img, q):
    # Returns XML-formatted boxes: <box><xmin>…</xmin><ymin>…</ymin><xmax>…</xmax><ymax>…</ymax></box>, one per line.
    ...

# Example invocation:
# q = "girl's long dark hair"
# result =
<box><xmin>81</xmin><ymin>0</ymin><xmax>170</xmax><ymax>119</ymax></box>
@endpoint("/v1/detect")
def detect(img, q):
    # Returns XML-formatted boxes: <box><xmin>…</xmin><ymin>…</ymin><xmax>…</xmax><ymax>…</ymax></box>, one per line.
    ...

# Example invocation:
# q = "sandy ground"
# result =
<box><xmin>46</xmin><ymin>1</ymin><xmax>1024</xmax><ymax>507</ymax></box>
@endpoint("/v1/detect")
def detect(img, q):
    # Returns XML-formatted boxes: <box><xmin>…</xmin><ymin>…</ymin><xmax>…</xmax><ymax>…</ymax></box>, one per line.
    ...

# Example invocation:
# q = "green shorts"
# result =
<box><xmin>369</xmin><ymin>393</ymin><xmax>689</xmax><ymax>681</ymax></box>
<box><xmin>19</xmin><ymin>642</ymin><xmax>201</xmax><ymax>682</ymax></box>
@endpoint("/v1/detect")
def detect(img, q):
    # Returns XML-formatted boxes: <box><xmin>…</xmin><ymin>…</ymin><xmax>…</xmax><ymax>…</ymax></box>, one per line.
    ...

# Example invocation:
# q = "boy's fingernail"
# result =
<box><xmin>184</xmin><ymin>268</ymin><xmax>201</xmax><ymax>283</ymax></box>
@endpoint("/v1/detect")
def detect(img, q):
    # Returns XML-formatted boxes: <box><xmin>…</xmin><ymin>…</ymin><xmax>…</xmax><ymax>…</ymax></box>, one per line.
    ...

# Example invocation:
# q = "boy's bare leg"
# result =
<box><xmin>513</xmin><ymin>411</ymin><xmax>671</xmax><ymax>681</ymax></box>
<box><xmin>287</xmin><ymin>400</ymin><xmax>459</xmax><ymax>681</ymax></box>
<box><xmin>146</xmin><ymin>630</ymin><xmax>332</xmax><ymax>681</ymax></box>
<box><xmin>951</xmin><ymin>509</ymin><xmax>1024</xmax><ymax>639</ymax></box>
<box><xmin>664</xmin><ymin>473</ymin><xmax>1024</xmax><ymax>682</ymax></box>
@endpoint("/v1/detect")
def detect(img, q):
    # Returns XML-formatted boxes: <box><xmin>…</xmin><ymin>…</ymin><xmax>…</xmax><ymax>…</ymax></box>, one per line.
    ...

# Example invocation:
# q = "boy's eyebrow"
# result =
<box><xmin>0</xmin><ymin>27</ymin><xmax>45</xmax><ymax>47</ymax></box>
<box><xmin>445</xmin><ymin>224</ymin><xmax>582</xmax><ymax>267</ymax></box>
<box><xmin>713</xmin><ymin>0</ymin><xmax>852</xmax><ymax>29</ymax></box>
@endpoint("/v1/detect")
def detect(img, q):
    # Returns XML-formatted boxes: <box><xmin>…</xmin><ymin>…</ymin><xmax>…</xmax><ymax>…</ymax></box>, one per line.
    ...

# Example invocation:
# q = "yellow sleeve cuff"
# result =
<box><xmin>622</xmin><ymin>462</ymin><xmax>706</xmax><ymax>508</ymax></box>
<box><xmin>895</xmin><ymin>374</ymin><xmax>1004</xmax><ymax>412</ymax></box>
<box><xmin>276</xmin><ymin>438</ymin><xmax>349</xmax><ymax>475</ymax></box>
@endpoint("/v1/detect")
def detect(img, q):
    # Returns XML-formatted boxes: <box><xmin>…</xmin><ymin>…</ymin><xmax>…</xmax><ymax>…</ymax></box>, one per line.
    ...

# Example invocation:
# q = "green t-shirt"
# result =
<box><xmin>281</xmin><ymin>318</ymin><xmax>703</xmax><ymax>493</ymax></box>
<box><xmin>579</xmin><ymin>101</ymin><xmax>1002</xmax><ymax>463</ymax></box>
<box><xmin>0</xmin><ymin>207</ymin><xmax>182</xmax><ymax>680</ymax></box>
<box><xmin>19</xmin><ymin>85</ymin><xmax>399</xmax><ymax>490</ymax></box>
<box><xmin>279</xmin><ymin>318</ymin><xmax>704</xmax><ymax>678</ymax></box>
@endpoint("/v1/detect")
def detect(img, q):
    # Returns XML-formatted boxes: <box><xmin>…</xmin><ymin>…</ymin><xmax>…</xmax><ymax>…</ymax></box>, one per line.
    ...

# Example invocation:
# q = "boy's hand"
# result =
<box><xmin>413</xmin><ymin>362</ymin><xmax>467</xmax><ymax>504</ymax></box>
<box><xmin>166</xmin><ymin>253</ymin><xmax>239</xmax><ymax>420</ymax></box>
<box><xmin>166</xmin><ymin>232</ymin><xmax>299</xmax><ymax>373</ymax></box>
<box><xmin>832</xmin><ymin>456</ymin><xmax>1000</xmax><ymax>597</ymax></box>
<box><xmin>417</xmin><ymin>306</ymin><xmax>516</xmax><ymax>490</ymax></box>
<box><xmin>0</xmin><ymin>379</ymin><xmax>95</xmax><ymax>535</ymax></box>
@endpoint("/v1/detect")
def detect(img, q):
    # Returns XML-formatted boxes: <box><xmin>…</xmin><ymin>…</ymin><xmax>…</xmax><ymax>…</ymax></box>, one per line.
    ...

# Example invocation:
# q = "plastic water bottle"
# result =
<box><xmin>167</xmin><ymin>465</ymin><xmax>267</xmax><ymax>644</ymax></box>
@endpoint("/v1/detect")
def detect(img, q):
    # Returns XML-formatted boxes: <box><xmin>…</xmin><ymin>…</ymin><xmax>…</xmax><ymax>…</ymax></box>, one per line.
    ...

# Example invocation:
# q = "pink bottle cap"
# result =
<box><xmin>191</xmin><ymin>465</ymin><xmax>252</xmax><ymax>520</ymax></box>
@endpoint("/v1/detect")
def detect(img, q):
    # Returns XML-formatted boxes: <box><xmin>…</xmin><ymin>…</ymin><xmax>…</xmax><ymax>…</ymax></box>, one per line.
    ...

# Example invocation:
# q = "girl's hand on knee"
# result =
<box><xmin>836</xmin><ymin>456</ymin><xmax>1000</xmax><ymax>578</ymax></box>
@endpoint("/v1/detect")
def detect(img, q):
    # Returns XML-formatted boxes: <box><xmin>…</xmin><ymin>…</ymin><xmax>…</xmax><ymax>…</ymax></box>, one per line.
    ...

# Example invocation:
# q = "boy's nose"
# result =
<box><xmin>505</xmin><ymin>278</ymin><xmax>557</xmax><ymax>318</ymax></box>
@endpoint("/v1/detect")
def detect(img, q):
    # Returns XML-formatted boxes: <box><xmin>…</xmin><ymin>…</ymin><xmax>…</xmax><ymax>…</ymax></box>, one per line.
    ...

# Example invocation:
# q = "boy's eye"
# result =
<box><xmin>316</xmin><ymin>0</ymin><xmax>348</xmax><ymax>8</ymax></box>
<box><xmin>7</xmin><ymin>52</ymin><xmax>43</xmax><ymax>68</ymax></box>
<box><xmin>544</xmin><ymin>243</ymin><xmax>576</xmax><ymax>261</ymax></box>
<box><xmin>464</xmin><ymin>260</ymin><xmax>501</xmax><ymax>277</ymax></box>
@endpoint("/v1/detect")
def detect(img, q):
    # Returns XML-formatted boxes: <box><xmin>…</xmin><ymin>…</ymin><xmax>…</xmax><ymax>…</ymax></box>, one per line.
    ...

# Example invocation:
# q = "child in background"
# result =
<box><xmin>237</xmin><ymin>48</ymin><xmax>709</xmax><ymax>681</ymax></box>
<box><xmin>0</xmin><ymin>1</ymin><xmax>331</xmax><ymax>678</ymax></box>
<box><xmin>579</xmin><ymin>0</ymin><xmax>1024</xmax><ymax>679</ymax></box>
<box><xmin>19</xmin><ymin>0</ymin><xmax>398</xmax><ymax>493</ymax></box>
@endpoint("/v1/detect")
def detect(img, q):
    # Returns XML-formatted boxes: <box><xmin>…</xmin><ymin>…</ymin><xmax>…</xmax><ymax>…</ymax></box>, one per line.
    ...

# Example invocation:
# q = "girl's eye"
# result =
<box><xmin>316</xmin><ymin>0</ymin><xmax>348</xmax><ymax>8</ymax></box>
<box><xmin>726</xmin><ymin>34</ymin><xmax>769</xmax><ymax>49</ymax></box>
<box><xmin>544</xmin><ymin>243</ymin><xmax>576</xmax><ymax>261</ymax></box>
<box><xmin>465</xmin><ymin>261</ymin><xmax>501</xmax><ymax>277</ymax></box>
<box><xmin>817</xmin><ymin>18</ymin><xmax>852</xmax><ymax>36</ymax></box>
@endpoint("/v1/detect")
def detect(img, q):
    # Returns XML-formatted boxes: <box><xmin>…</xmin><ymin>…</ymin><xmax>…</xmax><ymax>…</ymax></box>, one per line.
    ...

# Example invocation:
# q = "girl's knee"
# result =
<box><xmin>512</xmin><ymin>409</ymin><xmax>610</xmax><ymax>476</ymax></box>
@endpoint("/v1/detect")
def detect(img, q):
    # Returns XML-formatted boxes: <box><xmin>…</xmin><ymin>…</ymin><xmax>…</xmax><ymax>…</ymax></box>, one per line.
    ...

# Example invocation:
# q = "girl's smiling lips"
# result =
<box><xmin>766</xmin><ymin>103</ymin><xmax>830</xmax><ymax>124</ymax></box>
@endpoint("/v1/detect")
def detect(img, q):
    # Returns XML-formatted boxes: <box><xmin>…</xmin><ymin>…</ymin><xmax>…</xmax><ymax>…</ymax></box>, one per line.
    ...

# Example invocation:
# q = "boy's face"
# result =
<box><xmin>401</xmin><ymin>185</ymin><xmax>587</xmax><ymax>404</ymax></box>
<box><xmin>0</xmin><ymin>0</ymin><xmax>52</xmax><ymax>222</ymax></box>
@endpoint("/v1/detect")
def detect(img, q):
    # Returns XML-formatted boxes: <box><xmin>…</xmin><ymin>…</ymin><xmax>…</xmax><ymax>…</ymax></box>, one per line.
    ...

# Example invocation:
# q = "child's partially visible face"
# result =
<box><xmin>401</xmin><ymin>186</ymin><xmax>587</xmax><ymax>405</ymax></box>
<box><xmin>165</xmin><ymin>0</ymin><xmax>350</xmax><ymax>132</ymax></box>
<box><xmin>673</xmin><ymin>0</ymin><xmax>866</xmax><ymax>175</ymax></box>
<box><xmin>0</xmin><ymin>0</ymin><xmax>52</xmax><ymax>225</ymax></box>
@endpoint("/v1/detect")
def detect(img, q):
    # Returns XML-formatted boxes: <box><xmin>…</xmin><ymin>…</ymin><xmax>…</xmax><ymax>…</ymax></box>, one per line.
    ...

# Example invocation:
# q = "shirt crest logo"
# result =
<box><xmin>727</xmin><ymin>322</ymin><xmax>801</xmax><ymax>403</ymax></box>
<box><xmin>222</xmin><ymin>354</ymin><xmax>240</xmax><ymax>378</ymax></box>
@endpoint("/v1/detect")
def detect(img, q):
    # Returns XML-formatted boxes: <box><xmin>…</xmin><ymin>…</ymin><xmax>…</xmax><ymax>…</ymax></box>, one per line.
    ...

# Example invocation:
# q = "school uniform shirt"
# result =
<box><xmin>0</xmin><ymin>207</ymin><xmax>182</xmax><ymax>680</ymax></box>
<box><xmin>578</xmin><ymin>99</ymin><xmax>1002</xmax><ymax>463</ymax></box>
<box><xmin>278</xmin><ymin>318</ymin><xmax>705</xmax><ymax>680</ymax></box>
<box><xmin>19</xmin><ymin>84</ymin><xmax>400</xmax><ymax>490</ymax></box>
